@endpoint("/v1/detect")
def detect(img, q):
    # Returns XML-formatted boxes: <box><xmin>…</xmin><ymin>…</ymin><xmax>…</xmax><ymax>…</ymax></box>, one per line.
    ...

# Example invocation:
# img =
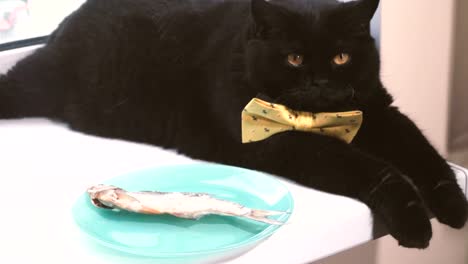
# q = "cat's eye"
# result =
<box><xmin>333</xmin><ymin>53</ymin><xmax>351</xmax><ymax>66</ymax></box>
<box><xmin>287</xmin><ymin>54</ymin><xmax>304</xmax><ymax>67</ymax></box>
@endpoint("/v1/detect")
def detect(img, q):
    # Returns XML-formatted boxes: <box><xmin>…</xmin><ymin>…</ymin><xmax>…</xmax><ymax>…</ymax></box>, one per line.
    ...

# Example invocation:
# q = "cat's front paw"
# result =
<box><xmin>385</xmin><ymin>201</ymin><xmax>432</xmax><ymax>249</ymax></box>
<box><xmin>369</xmin><ymin>167</ymin><xmax>432</xmax><ymax>248</ymax></box>
<box><xmin>425</xmin><ymin>181</ymin><xmax>468</xmax><ymax>229</ymax></box>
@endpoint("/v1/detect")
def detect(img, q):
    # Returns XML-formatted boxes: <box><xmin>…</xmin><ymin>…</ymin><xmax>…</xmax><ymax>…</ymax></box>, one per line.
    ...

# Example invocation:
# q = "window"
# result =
<box><xmin>0</xmin><ymin>0</ymin><xmax>85</xmax><ymax>46</ymax></box>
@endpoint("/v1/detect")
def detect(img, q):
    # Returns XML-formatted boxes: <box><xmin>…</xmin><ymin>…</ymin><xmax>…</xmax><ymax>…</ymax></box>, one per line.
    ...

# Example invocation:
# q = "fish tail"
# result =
<box><xmin>250</xmin><ymin>209</ymin><xmax>289</xmax><ymax>217</ymax></box>
<box><xmin>242</xmin><ymin>209</ymin><xmax>289</xmax><ymax>225</ymax></box>
<box><xmin>243</xmin><ymin>212</ymin><xmax>286</xmax><ymax>225</ymax></box>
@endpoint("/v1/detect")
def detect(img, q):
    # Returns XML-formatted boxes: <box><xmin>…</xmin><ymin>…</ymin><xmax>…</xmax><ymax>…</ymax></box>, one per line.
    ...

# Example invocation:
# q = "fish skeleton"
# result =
<box><xmin>87</xmin><ymin>184</ymin><xmax>288</xmax><ymax>225</ymax></box>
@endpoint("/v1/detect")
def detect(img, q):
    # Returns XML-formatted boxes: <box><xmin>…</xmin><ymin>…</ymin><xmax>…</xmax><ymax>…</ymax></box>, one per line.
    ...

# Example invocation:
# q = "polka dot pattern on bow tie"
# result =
<box><xmin>241</xmin><ymin>98</ymin><xmax>363</xmax><ymax>144</ymax></box>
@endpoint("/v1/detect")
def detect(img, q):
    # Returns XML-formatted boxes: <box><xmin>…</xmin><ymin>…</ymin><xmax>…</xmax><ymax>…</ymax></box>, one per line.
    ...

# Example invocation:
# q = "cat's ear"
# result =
<box><xmin>355</xmin><ymin>0</ymin><xmax>380</xmax><ymax>22</ymax></box>
<box><xmin>250</xmin><ymin>0</ymin><xmax>291</xmax><ymax>38</ymax></box>
<box><xmin>337</xmin><ymin>0</ymin><xmax>379</xmax><ymax>35</ymax></box>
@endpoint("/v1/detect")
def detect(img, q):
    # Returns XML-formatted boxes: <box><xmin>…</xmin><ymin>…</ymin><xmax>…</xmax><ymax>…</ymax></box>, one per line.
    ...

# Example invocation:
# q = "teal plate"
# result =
<box><xmin>72</xmin><ymin>163</ymin><xmax>294</xmax><ymax>263</ymax></box>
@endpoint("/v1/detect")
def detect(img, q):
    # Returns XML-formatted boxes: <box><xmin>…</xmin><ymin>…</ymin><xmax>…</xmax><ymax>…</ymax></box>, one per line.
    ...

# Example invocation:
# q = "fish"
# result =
<box><xmin>87</xmin><ymin>184</ymin><xmax>288</xmax><ymax>225</ymax></box>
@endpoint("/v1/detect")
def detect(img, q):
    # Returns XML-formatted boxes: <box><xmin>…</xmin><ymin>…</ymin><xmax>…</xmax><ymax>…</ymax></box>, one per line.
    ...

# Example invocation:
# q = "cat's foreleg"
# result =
<box><xmin>225</xmin><ymin>132</ymin><xmax>433</xmax><ymax>248</ymax></box>
<box><xmin>355</xmin><ymin>106</ymin><xmax>468</xmax><ymax>230</ymax></box>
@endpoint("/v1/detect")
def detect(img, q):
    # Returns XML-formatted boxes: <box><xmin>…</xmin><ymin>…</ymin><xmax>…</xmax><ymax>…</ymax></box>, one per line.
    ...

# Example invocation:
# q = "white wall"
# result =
<box><xmin>380</xmin><ymin>0</ymin><xmax>454</xmax><ymax>156</ymax></box>
<box><xmin>449</xmin><ymin>0</ymin><xmax>468</xmax><ymax>152</ymax></box>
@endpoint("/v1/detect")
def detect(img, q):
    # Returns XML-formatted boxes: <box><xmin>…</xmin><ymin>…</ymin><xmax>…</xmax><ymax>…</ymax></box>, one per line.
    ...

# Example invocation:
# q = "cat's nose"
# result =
<box><xmin>314</xmin><ymin>79</ymin><xmax>329</xmax><ymax>86</ymax></box>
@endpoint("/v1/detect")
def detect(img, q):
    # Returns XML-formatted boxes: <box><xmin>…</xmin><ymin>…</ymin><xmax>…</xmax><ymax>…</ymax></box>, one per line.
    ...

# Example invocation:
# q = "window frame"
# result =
<box><xmin>0</xmin><ymin>35</ymin><xmax>47</xmax><ymax>52</ymax></box>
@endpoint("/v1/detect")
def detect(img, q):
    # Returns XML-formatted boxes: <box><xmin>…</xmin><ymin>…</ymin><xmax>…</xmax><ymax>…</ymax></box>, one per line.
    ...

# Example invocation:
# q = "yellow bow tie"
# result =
<box><xmin>241</xmin><ymin>98</ymin><xmax>363</xmax><ymax>144</ymax></box>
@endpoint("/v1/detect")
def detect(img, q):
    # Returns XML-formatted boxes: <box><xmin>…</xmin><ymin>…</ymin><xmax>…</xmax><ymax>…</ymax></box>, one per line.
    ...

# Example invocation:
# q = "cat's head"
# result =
<box><xmin>245</xmin><ymin>0</ymin><xmax>382</xmax><ymax>112</ymax></box>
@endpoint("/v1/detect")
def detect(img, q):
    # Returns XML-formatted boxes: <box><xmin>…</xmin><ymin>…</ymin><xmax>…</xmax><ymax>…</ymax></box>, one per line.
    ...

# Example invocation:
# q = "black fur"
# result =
<box><xmin>1</xmin><ymin>0</ymin><xmax>466</xmax><ymax>248</ymax></box>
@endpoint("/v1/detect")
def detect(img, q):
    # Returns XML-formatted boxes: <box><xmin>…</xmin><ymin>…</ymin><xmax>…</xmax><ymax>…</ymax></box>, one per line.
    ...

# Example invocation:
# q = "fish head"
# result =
<box><xmin>87</xmin><ymin>184</ymin><xmax>122</xmax><ymax>209</ymax></box>
<box><xmin>87</xmin><ymin>184</ymin><xmax>120</xmax><ymax>196</ymax></box>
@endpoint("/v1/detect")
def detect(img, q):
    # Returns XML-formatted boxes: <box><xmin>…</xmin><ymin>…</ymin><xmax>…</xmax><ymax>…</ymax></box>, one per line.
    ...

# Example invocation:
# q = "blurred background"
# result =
<box><xmin>0</xmin><ymin>0</ymin><xmax>83</xmax><ymax>44</ymax></box>
<box><xmin>0</xmin><ymin>0</ymin><xmax>466</xmax><ymax>263</ymax></box>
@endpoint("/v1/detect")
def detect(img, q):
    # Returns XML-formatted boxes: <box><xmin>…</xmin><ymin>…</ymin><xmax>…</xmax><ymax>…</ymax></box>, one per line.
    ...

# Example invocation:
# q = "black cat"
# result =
<box><xmin>0</xmin><ymin>0</ymin><xmax>466</xmax><ymax>248</ymax></box>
